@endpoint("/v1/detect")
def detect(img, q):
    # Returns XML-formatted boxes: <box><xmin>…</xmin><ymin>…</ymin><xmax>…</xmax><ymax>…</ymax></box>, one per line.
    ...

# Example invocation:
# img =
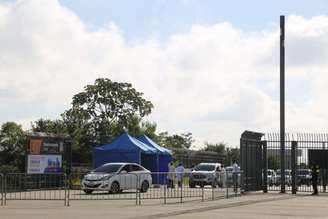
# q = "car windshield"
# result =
<box><xmin>298</xmin><ymin>169</ymin><xmax>310</xmax><ymax>175</ymax></box>
<box><xmin>194</xmin><ymin>164</ymin><xmax>215</xmax><ymax>171</ymax></box>
<box><xmin>93</xmin><ymin>164</ymin><xmax>122</xmax><ymax>173</ymax></box>
<box><xmin>225</xmin><ymin>167</ymin><xmax>233</xmax><ymax>172</ymax></box>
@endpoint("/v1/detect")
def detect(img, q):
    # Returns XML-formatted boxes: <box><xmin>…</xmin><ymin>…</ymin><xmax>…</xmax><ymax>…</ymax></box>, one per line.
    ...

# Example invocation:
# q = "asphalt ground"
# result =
<box><xmin>2</xmin><ymin>192</ymin><xmax>328</xmax><ymax>219</ymax></box>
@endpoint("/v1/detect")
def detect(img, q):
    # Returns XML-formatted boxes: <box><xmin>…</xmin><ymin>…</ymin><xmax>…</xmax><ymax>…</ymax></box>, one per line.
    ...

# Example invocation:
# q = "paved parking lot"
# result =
<box><xmin>2</xmin><ymin>192</ymin><xmax>328</xmax><ymax>219</ymax></box>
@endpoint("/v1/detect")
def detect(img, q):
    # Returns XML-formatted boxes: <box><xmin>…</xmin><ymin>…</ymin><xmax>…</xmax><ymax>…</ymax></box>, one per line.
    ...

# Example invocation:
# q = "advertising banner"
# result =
<box><xmin>42</xmin><ymin>141</ymin><xmax>60</xmax><ymax>154</ymax></box>
<box><xmin>27</xmin><ymin>155</ymin><xmax>62</xmax><ymax>174</ymax></box>
<box><xmin>29</xmin><ymin>139</ymin><xmax>42</xmax><ymax>154</ymax></box>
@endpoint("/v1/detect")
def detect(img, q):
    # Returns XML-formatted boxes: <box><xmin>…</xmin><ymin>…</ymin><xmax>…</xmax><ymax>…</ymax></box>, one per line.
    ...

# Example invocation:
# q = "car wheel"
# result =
<box><xmin>110</xmin><ymin>182</ymin><xmax>120</xmax><ymax>194</ymax></box>
<box><xmin>140</xmin><ymin>181</ymin><xmax>149</xmax><ymax>193</ymax></box>
<box><xmin>189</xmin><ymin>180</ymin><xmax>196</xmax><ymax>188</ymax></box>
<box><xmin>83</xmin><ymin>189</ymin><xmax>93</xmax><ymax>194</ymax></box>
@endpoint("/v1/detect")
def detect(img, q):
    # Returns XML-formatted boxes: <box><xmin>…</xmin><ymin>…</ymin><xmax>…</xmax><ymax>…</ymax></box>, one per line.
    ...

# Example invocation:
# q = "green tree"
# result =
<box><xmin>61</xmin><ymin>78</ymin><xmax>154</xmax><ymax>163</ymax></box>
<box><xmin>31</xmin><ymin>118</ymin><xmax>67</xmax><ymax>134</ymax></box>
<box><xmin>203</xmin><ymin>142</ymin><xmax>227</xmax><ymax>156</ymax></box>
<box><xmin>225</xmin><ymin>148</ymin><xmax>240</xmax><ymax>166</ymax></box>
<box><xmin>0</xmin><ymin>122</ymin><xmax>26</xmax><ymax>171</ymax></box>
<box><xmin>62</xmin><ymin>78</ymin><xmax>153</xmax><ymax>145</ymax></box>
<box><xmin>158</xmin><ymin>132</ymin><xmax>194</xmax><ymax>149</ymax></box>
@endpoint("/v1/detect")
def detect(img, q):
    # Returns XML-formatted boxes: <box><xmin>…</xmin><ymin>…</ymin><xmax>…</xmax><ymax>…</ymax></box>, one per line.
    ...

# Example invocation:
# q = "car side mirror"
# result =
<box><xmin>120</xmin><ymin>170</ymin><xmax>127</xmax><ymax>174</ymax></box>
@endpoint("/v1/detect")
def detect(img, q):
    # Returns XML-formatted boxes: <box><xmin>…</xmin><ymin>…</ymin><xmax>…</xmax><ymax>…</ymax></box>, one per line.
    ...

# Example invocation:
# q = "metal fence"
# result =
<box><xmin>264</xmin><ymin>133</ymin><xmax>328</xmax><ymax>193</ymax></box>
<box><xmin>0</xmin><ymin>171</ymin><xmax>244</xmax><ymax>206</ymax></box>
<box><xmin>3</xmin><ymin>173</ymin><xmax>68</xmax><ymax>206</ymax></box>
<box><xmin>1</xmin><ymin>173</ymin><xmax>3</xmax><ymax>206</ymax></box>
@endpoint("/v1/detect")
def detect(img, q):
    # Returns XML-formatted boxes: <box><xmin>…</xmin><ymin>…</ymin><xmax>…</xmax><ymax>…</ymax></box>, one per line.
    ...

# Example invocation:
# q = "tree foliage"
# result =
<box><xmin>158</xmin><ymin>132</ymin><xmax>194</xmax><ymax>149</ymax></box>
<box><xmin>225</xmin><ymin>148</ymin><xmax>240</xmax><ymax>166</ymax></box>
<box><xmin>31</xmin><ymin>119</ymin><xmax>67</xmax><ymax>134</ymax></box>
<box><xmin>0</xmin><ymin>122</ymin><xmax>26</xmax><ymax>171</ymax></box>
<box><xmin>203</xmin><ymin>142</ymin><xmax>227</xmax><ymax>156</ymax></box>
<box><xmin>62</xmin><ymin>78</ymin><xmax>154</xmax><ymax>145</ymax></box>
<box><xmin>202</xmin><ymin>142</ymin><xmax>240</xmax><ymax>166</ymax></box>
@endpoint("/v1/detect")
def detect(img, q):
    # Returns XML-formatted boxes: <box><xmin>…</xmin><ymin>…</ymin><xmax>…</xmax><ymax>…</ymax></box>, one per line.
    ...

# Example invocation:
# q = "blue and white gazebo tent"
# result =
<box><xmin>93</xmin><ymin>133</ymin><xmax>157</xmax><ymax>172</ymax></box>
<box><xmin>137</xmin><ymin>135</ymin><xmax>172</xmax><ymax>184</ymax></box>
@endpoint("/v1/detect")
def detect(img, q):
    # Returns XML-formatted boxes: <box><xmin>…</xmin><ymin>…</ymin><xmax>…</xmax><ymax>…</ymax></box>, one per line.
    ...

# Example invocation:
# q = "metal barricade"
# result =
<box><xmin>4</xmin><ymin>173</ymin><xmax>66</xmax><ymax>205</ymax></box>
<box><xmin>138</xmin><ymin>172</ymin><xmax>204</xmax><ymax>204</ymax></box>
<box><xmin>0</xmin><ymin>171</ymin><xmax>246</xmax><ymax>206</ymax></box>
<box><xmin>1</xmin><ymin>173</ymin><xmax>3</xmax><ymax>206</ymax></box>
<box><xmin>68</xmin><ymin>172</ymin><xmax>139</xmax><ymax>204</ymax></box>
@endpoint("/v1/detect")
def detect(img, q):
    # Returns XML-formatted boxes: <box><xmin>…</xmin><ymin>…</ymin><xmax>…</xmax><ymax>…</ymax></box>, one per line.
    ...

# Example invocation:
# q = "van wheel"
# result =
<box><xmin>110</xmin><ymin>182</ymin><xmax>120</xmax><ymax>194</ymax></box>
<box><xmin>140</xmin><ymin>181</ymin><xmax>149</xmax><ymax>193</ymax></box>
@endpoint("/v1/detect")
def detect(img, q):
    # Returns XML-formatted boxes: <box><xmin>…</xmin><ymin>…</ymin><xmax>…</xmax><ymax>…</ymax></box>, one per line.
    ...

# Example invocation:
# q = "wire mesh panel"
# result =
<box><xmin>4</xmin><ymin>173</ymin><xmax>66</xmax><ymax>203</ymax></box>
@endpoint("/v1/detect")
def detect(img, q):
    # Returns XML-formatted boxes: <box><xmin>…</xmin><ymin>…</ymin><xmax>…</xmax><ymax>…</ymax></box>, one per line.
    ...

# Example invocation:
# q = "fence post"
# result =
<box><xmin>180</xmin><ymin>178</ymin><xmax>183</xmax><ymax>203</ymax></box>
<box><xmin>226</xmin><ymin>171</ymin><xmax>229</xmax><ymax>199</ymax></box>
<box><xmin>67</xmin><ymin>174</ymin><xmax>70</xmax><ymax>207</ymax></box>
<box><xmin>291</xmin><ymin>141</ymin><xmax>297</xmax><ymax>194</ymax></box>
<box><xmin>4</xmin><ymin>174</ymin><xmax>6</xmax><ymax>206</ymax></box>
<box><xmin>164</xmin><ymin>175</ymin><xmax>167</xmax><ymax>204</ymax></box>
<box><xmin>1</xmin><ymin>174</ymin><xmax>3</xmax><ymax>206</ymax></box>
<box><xmin>211</xmin><ymin>177</ymin><xmax>214</xmax><ymax>200</ymax></box>
<box><xmin>63</xmin><ymin>174</ymin><xmax>67</xmax><ymax>206</ymax></box>
<box><xmin>202</xmin><ymin>184</ymin><xmax>204</xmax><ymax>202</ymax></box>
<box><xmin>138</xmin><ymin>174</ymin><xmax>141</xmax><ymax>205</ymax></box>
<box><xmin>262</xmin><ymin>141</ymin><xmax>268</xmax><ymax>193</ymax></box>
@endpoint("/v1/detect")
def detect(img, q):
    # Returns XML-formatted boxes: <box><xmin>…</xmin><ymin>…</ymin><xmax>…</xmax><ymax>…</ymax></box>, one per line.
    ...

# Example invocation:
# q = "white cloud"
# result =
<box><xmin>1</xmin><ymin>1</ymin><xmax>328</xmax><ymax>147</ymax></box>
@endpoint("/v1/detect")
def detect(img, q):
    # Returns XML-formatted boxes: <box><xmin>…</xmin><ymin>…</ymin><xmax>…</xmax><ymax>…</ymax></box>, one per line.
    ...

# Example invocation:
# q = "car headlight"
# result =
<box><xmin>100</xmin><ymin>175</ymin><xmax>112</xmax><ymax>180</ymax></box>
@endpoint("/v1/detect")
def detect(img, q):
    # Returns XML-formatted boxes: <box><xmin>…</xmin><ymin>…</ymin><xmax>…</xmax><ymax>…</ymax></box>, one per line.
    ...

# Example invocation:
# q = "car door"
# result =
<box><xmin>119</xmin><ymin>164</ymin><xmax>131</xmax><ymax>190</ymax></box>
<box><xmin>130</xmin><ymin>164</ymin><xmax>143</xmax><ymax>189</ymax></box>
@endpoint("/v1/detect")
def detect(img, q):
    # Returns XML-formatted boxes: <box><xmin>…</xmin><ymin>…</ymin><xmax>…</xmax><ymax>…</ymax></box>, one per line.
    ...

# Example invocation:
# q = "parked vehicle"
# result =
<box><xmin>189</xmin><ymin>163</ymin><xmax>222</xmax><ymax>188</ymax></box>
<box><xmin>274</xmin><ymin>169</ymin><xmax>292</xmax><ymax>186</ymax></box>
<box><xmin>81</xmin><ymin>162</ymin><xmax>152</xmax><ymax>194</ymax></box>
<box><xmin>297</xmin><ymin>169</ymin><xmax>312</xmax><ymax>186</ymax></box>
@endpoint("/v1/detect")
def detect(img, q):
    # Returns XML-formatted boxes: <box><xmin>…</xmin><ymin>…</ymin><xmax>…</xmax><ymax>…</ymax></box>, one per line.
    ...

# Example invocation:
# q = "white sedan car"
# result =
<box><xmin>81</xmin><ymin>162</ymin><xmax>152</xmax><ymax>194</ymax></box>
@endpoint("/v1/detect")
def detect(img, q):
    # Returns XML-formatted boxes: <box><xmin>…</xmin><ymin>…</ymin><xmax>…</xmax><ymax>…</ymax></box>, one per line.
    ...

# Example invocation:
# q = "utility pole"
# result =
<box><xmin>280</xmin><ymin>15</ymin><xmax>286</xmax><ymax>193</ymax></box>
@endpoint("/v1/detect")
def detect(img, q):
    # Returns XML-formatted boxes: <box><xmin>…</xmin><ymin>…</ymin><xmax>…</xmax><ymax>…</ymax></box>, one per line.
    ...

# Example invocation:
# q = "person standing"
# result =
<box><xmin>232</xmin><ymin>160</ymin><xmax>239</xmax><ymax>193</ymax></box>
<box><xmin>311</xmin><ymin>163</ymin><xmax>319</xmax><ymax>195</ymax></box>
<box><xmin>167</xmin><ymin>162</ymin><xmax>175</xmax><ymax>188</ymax></box>
<box><xmin>175</xmin><ymin>163</ymin><xmax>185</xmax><ymax>187</ymax></box>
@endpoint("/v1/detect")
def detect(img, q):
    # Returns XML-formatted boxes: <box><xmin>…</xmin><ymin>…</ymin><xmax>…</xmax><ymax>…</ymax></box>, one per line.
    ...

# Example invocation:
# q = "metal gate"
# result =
<box><xmin>264</xmin><ymin>133</ymin><xmax>328</xmax><ymax>193</ymax></box>
<box><xmin>240</xmin><ymin>131</ymin><xmax>264</xmax><ymax>192</ymax></box>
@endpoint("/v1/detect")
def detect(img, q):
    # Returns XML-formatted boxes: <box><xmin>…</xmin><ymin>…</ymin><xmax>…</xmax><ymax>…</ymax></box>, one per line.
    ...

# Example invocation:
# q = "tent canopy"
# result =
<box><xmin>138</xmin><ymin>135</ymin><xmax>172</xmax><ymax>184</ymax></box>
<box><xmin>93</xmin><ymin>132</ymin><xmax>157</xmax><ymax>167</ymax></box>
<box><xmin>95</xmin><ymin>132</ymin><xmax>157</xmax><ymax>153</ymax></box>
<box><xmin>137</xmin><ymin>135</ymin><xmax>172</xmax><ymax>155</ymax></box>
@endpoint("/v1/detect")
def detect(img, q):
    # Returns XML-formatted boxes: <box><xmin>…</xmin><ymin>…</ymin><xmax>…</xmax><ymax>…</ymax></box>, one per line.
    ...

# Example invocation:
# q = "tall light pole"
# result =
<box><xmin>280</xmin><ymin>15</ymin><xmax>286</xmax><ymax>193</ymax></box>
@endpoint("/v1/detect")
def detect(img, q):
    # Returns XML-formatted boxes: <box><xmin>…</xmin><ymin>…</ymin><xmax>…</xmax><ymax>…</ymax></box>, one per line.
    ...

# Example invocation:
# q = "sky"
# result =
<box><xmin>1</xmin><ymin>0</ymin><xmax>328</xmax><ymax>148</ymax></box>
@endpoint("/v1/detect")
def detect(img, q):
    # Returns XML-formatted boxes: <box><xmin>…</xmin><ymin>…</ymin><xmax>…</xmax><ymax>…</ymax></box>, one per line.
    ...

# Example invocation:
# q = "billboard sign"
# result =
<box><xmin>29</xmin><ymin>139</ymin><xmax>42</xmax><ymax>154</ymax></box>
<box><xmin>27</xmin><ymin>155</ymin><xmax>62</xmax><ymax>174</ymax></box>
